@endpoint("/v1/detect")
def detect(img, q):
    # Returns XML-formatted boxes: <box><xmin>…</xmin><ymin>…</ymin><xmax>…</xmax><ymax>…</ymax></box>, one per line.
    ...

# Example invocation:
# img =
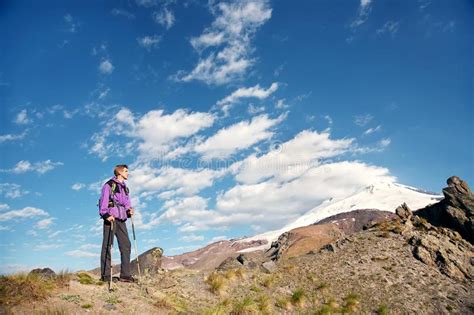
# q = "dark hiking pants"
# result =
<box><xmin>100</xmin><ymin>219</ymin><xmax>131</xmax><ymax>279</ymax></box>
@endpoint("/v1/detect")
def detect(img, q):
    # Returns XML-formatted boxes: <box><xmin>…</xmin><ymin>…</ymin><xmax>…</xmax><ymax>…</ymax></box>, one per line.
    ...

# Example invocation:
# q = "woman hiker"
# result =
<box><xmin>99</xmin><ymin>164</ymin><xmax>136</xmax><ymax>283</ymax></box>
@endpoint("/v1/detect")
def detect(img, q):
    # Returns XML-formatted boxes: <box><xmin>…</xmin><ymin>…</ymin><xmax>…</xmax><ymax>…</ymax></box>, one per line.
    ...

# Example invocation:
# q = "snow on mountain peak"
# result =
<box><xmin>238</xmin><ymin>181</ymin><xmax>442</xmax><ymax>251</ymax></box>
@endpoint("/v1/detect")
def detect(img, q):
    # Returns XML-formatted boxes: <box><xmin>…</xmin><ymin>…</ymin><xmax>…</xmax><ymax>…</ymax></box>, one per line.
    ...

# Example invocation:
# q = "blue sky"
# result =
<box><xmin>0</xmin><ymin>0</ymin><xmax>472</xmax><ymax>273</ymax></box>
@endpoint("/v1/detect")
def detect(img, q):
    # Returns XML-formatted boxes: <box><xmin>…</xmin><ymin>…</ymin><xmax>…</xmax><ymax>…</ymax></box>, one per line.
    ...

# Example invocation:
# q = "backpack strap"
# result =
<box><xmin>106</xmin><ymin>180</ymin><xmax>120</xmax><ymax>207</ymax></box>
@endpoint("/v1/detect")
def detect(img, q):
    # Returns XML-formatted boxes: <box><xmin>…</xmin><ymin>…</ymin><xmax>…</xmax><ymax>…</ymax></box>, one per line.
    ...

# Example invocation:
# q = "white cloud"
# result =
<box><xmin>78</xmin><ymin>243</ymin><xmax>101</xmax><ymax>250</ymax></box>
<box><xmin>180</xmin><ymin>234</ymin><xmax>205</xmax><ymax>242</ymax></box>
<box><xmin>0</xmin><ymin>131</ymin><xmax>27</xmax><ymax>143</ymax></box>
<box><xmin>323</xmin><ymin>115</ymin><xmax>333</xmax><ymax>125</ymax></box>
<box><xmin>36</xmin><ymin>218</ymin><xmax>54</xmax><ymax>229</ymax></box>
<box><xmin>353</xmin><ymin>138</ymin><xmax>392</xmax><ymax>154</ymax></box>
<box><xmin>174</xmin><ymin>0</ymin><xmax>272</xmax><ymax>85</ymax></box>
<box><xmin>2</xmin><ymin>160</ymin><xmax>63</xmax><ymax>175</ymax></box>
<box><xmin>66</xmin><ymin>250</ymin><xmax>98</xmax><ymax>258</ymax></box>
<box><xmin>214</xmin><ymin>161</ymin><xmax>394</xmax><ymax>230</ymax></box>
<box><xmin>111</xmin><ymin>8</ymin><xmax>135</xmax><ymax>19</ymax></box>
<box><xmin>0</xmin><ymin>183</ymin><xmax>29</xmax><ymax>199</ymax></box>
<box><xmin>130</xmin><ymin>164</ymin><xmax>227</xmax><ymax>201</ymax></box>
<box><xmin>216</xmin><ymin>82</ymin><xmax>278</xmax><ymax>115</ymax></box>
<box><xmin>380</xmin><ymin>138</ymin><xmax>391</xmax><ymax>147</ymax></box>
<box><xmin>153</xmin><ymin>8</ymin><xmax>175</xmax><ymax>29</ymax></box>
<box><xmin>0</xmin><ymin>225</ymin><xmax>12</xmax><ymax>231</ymax></box>
<box><xmin>194</xmin><ymin>113</ymin><xmax>286</xmax><ymax>160</ymax></box>
<box><xmin>135</xmin><ymin>0</ymin><xmax>157</xmax><ymax>7</ymax></box>
<box><xmin>248</xmin><ymin>104</ymin><xmax>265</xmax><ymax>115</ymax></box>
<box><xmin>88</xmin><ymin>108</ymin><xmax>215</xmax><ymax>161</ymax></box>
<box><xmin>232</xmin><ymin>129</ymin><xmax>354</xmax><ymax>185</ymax></box>
<box><xmin>364</xmin><ymin>125</ymin><xmax>382</xmax><ymax>135</ymax></box>
<box><xmin>351</xmin><ymin>0</ymin><xmax>373</xmax><ymax>29</ymax></box>
<box><xmin>137</xmin><ymin>35</ymin><xmax>162</xmax><ymax>50</ymax></box>
<box><xmin>376</xmin><ymin>21</ymin><xmax>400</xmax><ymax>37</ymax></box>
<box><xmin>64</xmin><ymin>14</ymin><xmax>77</xmax><ymax>33</ymax></box>
<box><xmin>0</xmin><ymin>206</ymin><xmax>48</xmax><ymax>221</ymax></box>
<box><xmin>15</xmin><ymin>109</ymin><xmax>31</xmax><ymax>125</ymax></box>
<box><xmin>354</xmin><ymin>114</ymin><xmax>374</xmax><ymax>127</ymax></box>
<box><xmin>99</xmin><ymin>59</ymin><xmax>114</xmax><ymax>74</ymax></box>
<box><xmin>0</xmin><ymin>204</ymin><xmax>9</xmax><ymax>211</ymax></box>
<box><xmin>34</xmin><ymin>243</ymin><xmax>62</xmax><ymax>251</ymax></box>
<box><xmin>275</xmin><ymin>99</ymin><xmax>288</xmax><ymax>109</ymax></box>
<box><xmin>71</xmin><ymin>183</ymin><xmax>86</xmax><ymax>191</ymax></box>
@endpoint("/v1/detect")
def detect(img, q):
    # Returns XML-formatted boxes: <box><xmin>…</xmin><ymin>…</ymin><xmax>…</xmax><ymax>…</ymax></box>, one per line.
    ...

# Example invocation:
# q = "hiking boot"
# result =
<box><xmin>100</xmin><ymin>276</ymin><xmax>119</xmax><ymax>282</ymax></box>
<box><xmin>119</xmin><ymin>276</ymin><xmax>137</xmax><ymax>283</ymax></box>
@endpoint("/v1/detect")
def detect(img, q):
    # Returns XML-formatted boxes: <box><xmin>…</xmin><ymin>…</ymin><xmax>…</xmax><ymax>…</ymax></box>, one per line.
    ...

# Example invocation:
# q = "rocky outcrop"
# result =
<box><xmin>130</xmin><ymin>247</ymin><xmax>163</xmax><ymax>276</ymax></box>
<box><xmin>29</xmin><ymin>268</ymin><xmax>56</xmax><ymax>278</ymax></box>
<box><xmin>415</xmin><ymin>176</ymin><xmax>474</xmax><ymax>243</ymax></box>
<box><xmin>266</xmin><ymin>224</ymin><xmax>343</xmax><ymax>261</ymax></box>
<box><xmin>394</xmin><ymin>203</ymin><xmax>474</xmax><ymax>280</ymax></box>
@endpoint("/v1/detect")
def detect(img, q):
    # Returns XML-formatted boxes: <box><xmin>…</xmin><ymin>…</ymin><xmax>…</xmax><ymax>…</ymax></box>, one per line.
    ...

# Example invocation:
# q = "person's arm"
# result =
<box><xmin>99</xmin><ymin>183</ymin><xmax>114</xmax><ymax>221</ymax></box>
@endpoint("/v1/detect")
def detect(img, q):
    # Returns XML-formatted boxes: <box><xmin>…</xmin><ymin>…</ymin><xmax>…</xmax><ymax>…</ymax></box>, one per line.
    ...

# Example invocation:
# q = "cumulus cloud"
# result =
<box><xmin>180</xmin><ymin>234</ymin><xmax>205</xmax><ymax>242</ymax></box>
<box><xmin>351</xmin><ymin>0</ymin><xmax>373</xmax><ymax>29</ymax></box>
<box><xmin>354</xmin><ymin>114</ymin><xmax>374</xmax><ymax>127</ymax></box>
<box><xmin>0</xmin><ymin>206</ymin><xmax>49</xmax><ymax>221</ymax></box>
<box><xmin>0</xmin><ymin>183</ymin><xmax>29</xmax><ymax>199</ymax></box>
<box><xmin>232</xmin><ymin>130</ymin><xmax>354</xmax><ymax>184</ymax></box>
<box><xmin>66</xmin><ymin>250</ymin><xmax>98</xmax><ymax>258</ymax></box>
<box><xmin>173</xmin><ymin>0</ymin><xmax>272</xmax><ymax>85</ymax></box>
<box><xmin>33</xmin><ymin>243</ymin><xmax>62</xmax><ymax>251</ymax></box>
<box><xmin>99</xmin><ymin>59</ymin><xmax>114</xmax><ymax>74</ymax></box>
<box><xmin>194</xmin><ymin>113</ymin><xmax>286</xmax><ymax>160</ymax></box>
<box><xmin>111</xmin><ymin>8</ymin><xmax>135</xmax><ymax>19</ymax></box>
<box><xmin>0</xmin><ymin>131</ymin><xmax>27</xmax><ymax>143</ymax></box>
<box><xmin>35</xmin><ymin>218</ymin><xmax>55</xmax><ymax>229</ymax></box>
<box><xmin>71</xmin><ymin>183</ymin><xmax>86</xmax><ymax>191</ymax></box>
<box><xmin>88</xmin><ymin>107</ymin><xmax>215</xmax><ymax>161</ymax></box>
<box><xmin>64</xmin><ymin>14</ymin><xmax>78</xmax><ymax>33</ymax></box>
<box><xmin>363</xmin><ymin>125</ymin><xmax>382</xmax><ymax>135</ymax></box>
<box><xmin>137</xmin><ymin>35</ymin><xmax>161</xmax><ymax>50</ymax></box>
<box><xmin>14</xmin><ymin>109</ymin><xmax>31</xmax><ymax>125</ymax></box>
<box><xmin>153</xmin><ymin>8</ymin><xmax>175</xmax><ymax>29</ymax></box>
<box><xmin>376</xmin><ymin>20</ymin><xmax>400</xmax><ymax>37</ymax></box>
<box><xmin>216</xmin><ymin>82</ymin><xmax>278</xmax><ymax>115</ymax></box>
<box><xmin>1</xmin><ymin>160</ymin><xmax>63</xmax><ymax>175</ymax></box>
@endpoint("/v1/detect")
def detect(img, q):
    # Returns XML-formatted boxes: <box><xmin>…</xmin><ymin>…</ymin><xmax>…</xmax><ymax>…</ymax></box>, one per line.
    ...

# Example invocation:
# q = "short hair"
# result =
<box><xmin>114</xmin><ymin>164</ymin><xmax>128</xmax><ymax>176</ymax></box>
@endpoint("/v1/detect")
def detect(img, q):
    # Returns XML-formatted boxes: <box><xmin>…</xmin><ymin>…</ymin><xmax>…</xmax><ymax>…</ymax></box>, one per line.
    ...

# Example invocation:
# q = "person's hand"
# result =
<box><xmin>128</xmin><ymin>208</ymin><xmax>134</xmax><ymax>217</ymax></box>
<box><xmin>107</xmin><ymin>216</ymin><xmax>115</xmax><ymax>222</ymax></box>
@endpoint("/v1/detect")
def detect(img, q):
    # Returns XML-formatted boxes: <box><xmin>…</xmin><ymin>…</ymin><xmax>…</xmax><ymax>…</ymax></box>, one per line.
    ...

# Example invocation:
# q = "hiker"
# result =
<box><xmin>99</xmin><ymin>164</ymin><xmax>136</xmax><ymax>283</ymax></box>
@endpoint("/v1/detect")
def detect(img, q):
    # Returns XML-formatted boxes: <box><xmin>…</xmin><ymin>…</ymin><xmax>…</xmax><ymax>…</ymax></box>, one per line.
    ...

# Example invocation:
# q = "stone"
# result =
<box><xmin>261</xmin><ymin>260</ymin><xmax>277</xmax><ymax>273</ymax></box>
<box><xmin>29</xmin><ymin>268</ymin><xmax>56</xmax><ymax>278</ymax></box>
<box><xmin>415</xmin><ymin>176</ymin><xmax>474</xmax><ymax>243</ymax></box>
<box><xmin>395</xmin><ymin>203</ymin><xmax>413</xmax><ymax>221</ymax></box>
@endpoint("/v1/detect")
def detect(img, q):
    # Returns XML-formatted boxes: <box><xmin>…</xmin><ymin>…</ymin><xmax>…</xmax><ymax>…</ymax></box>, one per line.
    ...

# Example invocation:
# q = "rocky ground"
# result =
<box><xmin>2</xmin><ymin>218</ymin><xmax>473</xmax><ymax>314</ymax></box>
<box><xmin>1</xmin><ymin>176</ymin><xmax>473</xmax><ymax>314</ymax></box>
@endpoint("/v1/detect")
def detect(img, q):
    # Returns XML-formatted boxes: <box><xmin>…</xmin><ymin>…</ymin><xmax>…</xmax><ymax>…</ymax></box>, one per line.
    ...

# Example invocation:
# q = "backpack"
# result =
<box><xmin>98</xmin><ymin>179</ymin><xmax>129</xmax><ymax>209</ymax></box>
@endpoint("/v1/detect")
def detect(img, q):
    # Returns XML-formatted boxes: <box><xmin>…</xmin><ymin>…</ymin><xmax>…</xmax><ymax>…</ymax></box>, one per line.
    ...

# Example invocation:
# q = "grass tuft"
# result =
<box><xmin>0</xmin><ymin>272</ymin><xmax>70</xmax><ymax>306</ymax></box>
<box><xmin>205</xmin><ymin>272</ymin><xmax>227</xmax><ymax>295</ymax></box>
<box><xmin>230</xmin><ymin>296</ymin><xmax>258</xmax><ymax>314</ymax></box>
<box><xmin>291</xmin><ymin>288</ymin><xmax>306</xmax><ymax>307</ymax></box>
<box><xmin>376</xmin><ymin>303</ymin><xmax>389</xmax><ymax>315</ymax></box>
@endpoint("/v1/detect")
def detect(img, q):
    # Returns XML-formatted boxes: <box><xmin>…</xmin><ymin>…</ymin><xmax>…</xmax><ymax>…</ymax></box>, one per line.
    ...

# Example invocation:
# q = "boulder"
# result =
<box><xmin>395</xmin><ymin>203</ymin><xmax>413</xmax><ymax>221</ymax></box>
<box><xmin>131</xmin><ymin>247</ymin><xmax>163</xmax><ymax>276</ymax></box>
<box><xmin>415</xmin><ymin>176</ymin><xmax>474</xmax><ymax>243</ymax></box>
<box><xmin>29</xmin><ymin>268</ymin><xmax>56</xmax><ymax>278</ymax></box>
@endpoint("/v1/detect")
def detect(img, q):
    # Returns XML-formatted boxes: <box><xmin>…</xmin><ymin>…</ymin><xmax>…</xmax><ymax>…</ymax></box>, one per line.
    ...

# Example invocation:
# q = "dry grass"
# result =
<box><xmin>0</xmin><ymin>272</ymin><xmax>70</xmax><ymax>306</ymax></box>
<box><xmin>291</xmin><ymin>288</ymin><xmax>306</xmax><ymax>307</ymax></box>
<box><xmin>205</xmin><ymin>272</ymin><xmax>227</xmax><ymax>295</ymax></box>
<box><xmin>275</xmin><ymin>296</ymin><xmax>292</xmax><ymax>310</ymax></box>
<box><xmin>230</xmin><ymin>296</ymin><xmax>258</xmax><ymax>315</ymax></box>
<box><xmin>341</xmin><ymin>293</ymin><xmax>360</xmax><ymax>313</ymax></box>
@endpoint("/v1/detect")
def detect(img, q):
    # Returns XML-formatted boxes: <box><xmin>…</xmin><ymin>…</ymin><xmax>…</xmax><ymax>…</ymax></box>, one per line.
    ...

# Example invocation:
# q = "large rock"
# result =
<box><xmin>415</xmin><ymin>176</ymin><xmax>474</xmax><ymax>243</ymax></box>
<box><xmin>266</xmin><ymin>224</ymin><xmax>343</xmax><ymax>261</ymax></box>
<box><xmin>130</xmin><ymin>247</ymin><xmax>163</xmax><ymax>276</ymax></box>
<box><xmin>29</xmin><ymin>268</ymin><xmax>56</xmax><ymax>278</ymax></box>
<box><xmin>316</xmin><ymin>209</ymin><xmax>397</xmax><ymax>234</ymax></box>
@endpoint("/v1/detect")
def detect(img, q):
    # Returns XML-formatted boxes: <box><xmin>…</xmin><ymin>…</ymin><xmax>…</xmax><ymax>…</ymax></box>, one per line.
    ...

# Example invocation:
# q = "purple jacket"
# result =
<box><xmin>99</xmin><ymin>177</ymin><xmax>132</xmax><ymax>221</ymax></box>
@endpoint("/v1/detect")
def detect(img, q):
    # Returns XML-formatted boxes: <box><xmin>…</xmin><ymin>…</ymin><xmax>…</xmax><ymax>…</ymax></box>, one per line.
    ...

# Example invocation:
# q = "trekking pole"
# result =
<box><xmin>109</xmin><ymin>220</ymin><xmax>114</xmax><ymax>292</ymax></box>
<box><xmin>130</xmin><ymin>217</ymin><xmax>141</xmax><ymax>284</ymax></box>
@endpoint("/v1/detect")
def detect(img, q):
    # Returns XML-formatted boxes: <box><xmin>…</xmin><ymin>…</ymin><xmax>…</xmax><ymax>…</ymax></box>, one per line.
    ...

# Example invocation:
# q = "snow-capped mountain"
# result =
<box><xmin>238</xmin><ymin>181</ymin><xmax>443</xmax><ymax>251</ymax></box>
